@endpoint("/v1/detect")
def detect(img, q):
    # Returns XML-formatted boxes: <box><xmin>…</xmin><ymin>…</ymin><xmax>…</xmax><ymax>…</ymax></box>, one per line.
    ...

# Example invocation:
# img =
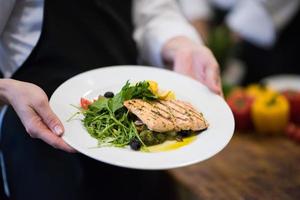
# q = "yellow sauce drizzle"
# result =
<box><xmin>147</xmin><ymin>136</ymin><xmax>196</xmax><ymax>152</ymax></box>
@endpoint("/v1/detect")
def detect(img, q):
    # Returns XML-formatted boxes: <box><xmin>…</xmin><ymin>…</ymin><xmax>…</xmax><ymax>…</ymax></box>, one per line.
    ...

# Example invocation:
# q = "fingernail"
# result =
<box><xmin>54</xmin><ymin>125</ymin><xmax>63</xmax><ymax>136</ymax></box>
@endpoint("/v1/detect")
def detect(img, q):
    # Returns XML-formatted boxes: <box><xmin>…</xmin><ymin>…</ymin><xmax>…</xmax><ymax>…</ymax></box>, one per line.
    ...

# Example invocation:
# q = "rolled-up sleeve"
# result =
<box><xmin>133</xmin><ymin>0</ymin><xmax>202</xmax><ymax>67</ymax></box>
<box><xmin>178</xmin><ymin>0</ymin><xmax>213</xmax><ymax>21</ymax></box>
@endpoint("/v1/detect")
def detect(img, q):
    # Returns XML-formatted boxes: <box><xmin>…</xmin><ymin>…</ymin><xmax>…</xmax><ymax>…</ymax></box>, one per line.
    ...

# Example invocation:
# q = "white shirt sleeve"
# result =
<box><xmin>0</xmin><ymin>0</ymin><xmax>43</xmax><ymax>78</ymax></box>
<box><xmin>0</xmin><ymin>0</ymin><xmax>16</xmax><ymax>35</ymax></box>
<box><xmin>133</xmin><ymin>0</ymin><xmax>202</xmax><ymax>67</ymax></box>
<box><xmin>177</xmin><ymin>0</ymin><xmax>213</xmax><ymax>21</ymax></box>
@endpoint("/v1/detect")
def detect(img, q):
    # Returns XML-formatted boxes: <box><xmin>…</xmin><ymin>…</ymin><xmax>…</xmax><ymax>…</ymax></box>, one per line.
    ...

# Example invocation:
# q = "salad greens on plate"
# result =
<box><xmin>70</xmin><ymin>80</ymin><xmax>200</xmax><ymax>151</ymax></box>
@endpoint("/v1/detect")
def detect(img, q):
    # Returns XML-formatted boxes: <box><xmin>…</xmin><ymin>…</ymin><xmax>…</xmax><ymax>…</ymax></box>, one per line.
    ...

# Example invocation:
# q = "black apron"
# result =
<box><xmin>0</xmin><ymin>1</ymin><xmax>173</xmax><ymax>200</ymax></box>
<box><xmin>12</xmin><ymin>0</ymin><xmax>137</xmax><ymax>96</ymax></box>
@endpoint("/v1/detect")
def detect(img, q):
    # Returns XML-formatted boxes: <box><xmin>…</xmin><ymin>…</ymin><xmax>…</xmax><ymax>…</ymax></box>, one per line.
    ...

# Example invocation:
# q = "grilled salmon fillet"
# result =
<box><xmin>123</xmin><ymin>99</ymin><xmax>208</xmax><ymax>132</ymax></box>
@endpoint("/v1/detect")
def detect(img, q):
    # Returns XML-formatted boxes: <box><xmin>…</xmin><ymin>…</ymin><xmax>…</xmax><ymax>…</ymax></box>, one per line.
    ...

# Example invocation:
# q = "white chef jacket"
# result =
<box><xmin>0</xmin><ymin>0</ymin><xmax>202</xmax><ymax>78</ymax></box>
<box><xmin>0</xmin><ymin>0</ymin><xmax>202</xmax><ymax>196</ymax></box>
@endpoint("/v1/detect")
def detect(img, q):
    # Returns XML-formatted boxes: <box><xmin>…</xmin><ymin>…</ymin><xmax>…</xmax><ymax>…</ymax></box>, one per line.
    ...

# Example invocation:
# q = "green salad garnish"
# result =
<box><xmin>79</xmin><ymin>81</ymin><xmax>157</xmax><ymax>148</ymax></box>
<box><xmin>70</xmin><ymin>81</ymin><xmax>195</xmax><ymax>151</ymax></box>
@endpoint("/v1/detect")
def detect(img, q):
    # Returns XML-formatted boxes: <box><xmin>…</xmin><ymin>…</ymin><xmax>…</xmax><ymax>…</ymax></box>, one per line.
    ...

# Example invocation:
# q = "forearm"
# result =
<box><xmin>133</xmin><ymin>0</ymin><xmax>221</xmax><ymax>95</ymax></box>
<box><xmin>162</xmin><ymin>36</ymin><xmax>198</xmax><ymax>65</ymax></box>
<box><xmin>133</xmin><ymin>0</ymin><xmax>202</xmax><ymax>66</ymax></box>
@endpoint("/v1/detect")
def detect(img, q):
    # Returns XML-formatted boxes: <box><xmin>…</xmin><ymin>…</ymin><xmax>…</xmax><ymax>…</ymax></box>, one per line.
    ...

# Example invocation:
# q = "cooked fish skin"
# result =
<box><xmin>123</xmin><ymin>99</ymin><xmax>208</xmax><ymax>132</ymax></box>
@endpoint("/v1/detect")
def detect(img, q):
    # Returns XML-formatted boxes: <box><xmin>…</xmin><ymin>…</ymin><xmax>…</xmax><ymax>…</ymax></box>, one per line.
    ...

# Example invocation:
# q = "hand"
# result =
<box><xmin>0</xmin><ymin>79</ymin><xmax>75</xmax><ymax>152</ymax></box>
<box><xmin>162</xmin><ymin>36</ymin><xmax>222</xmax><ymax>96</ymax></box>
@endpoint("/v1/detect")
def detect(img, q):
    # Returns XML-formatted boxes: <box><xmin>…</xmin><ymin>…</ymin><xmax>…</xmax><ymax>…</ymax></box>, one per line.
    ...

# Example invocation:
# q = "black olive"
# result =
<box><xmin>129</xmin><ymin>138</ymin><xmax>141</xmax><ymax>150</ymax></box>
<box><xmin>178</xmin><ymin>130</ymin><xmax>191</xmax><ymax>137</ymax></box>
<box><xmin>104</xmin><ymin>91</ymin><xmax>114</xmax><ymax>98</ymax></box>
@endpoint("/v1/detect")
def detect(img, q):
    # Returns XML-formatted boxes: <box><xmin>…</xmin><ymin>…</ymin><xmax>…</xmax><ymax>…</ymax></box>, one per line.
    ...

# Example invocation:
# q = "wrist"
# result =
<box><xmin>0</xmin><ymin>79</ymin><xmax>17</xmax><ymax>104</ymax></box>
<box><xmin>162</xmin><ymin>36</ymin><xmax>200</xmax><ymax>65</ymax></box>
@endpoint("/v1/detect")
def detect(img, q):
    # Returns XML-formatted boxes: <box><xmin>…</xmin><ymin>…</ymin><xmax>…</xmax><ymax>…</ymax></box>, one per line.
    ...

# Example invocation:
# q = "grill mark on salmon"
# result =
<box><xmin>183</xmin><ymin>104</ymin><xmax>208</xmax><ymax>127</ymax></box>
<box><xmin>167</xmin><ymin>99</ymin><xmax>209</xmax><ymax>130</ymax></box>
<box><xmin>124</xmin><ymin>99</ymin><xmax>174</xmax><ymax>132</ymax></box>
<box><xmin>139</xmin><ymin>100</ymin><xmax>171</xmax><ymax>120</ymax></box>
<box><xmin>158</xmin><ymin>101</ymin><xmax>191</xmax><ymax>120</ymax></box>
<box><xmin>124</xmin><ymin>99</ymin><xmax>208</xmax><ymax>132</ymax></box>
<box><xmin>168</xmin><ymin>100</ymin><xmax>204</xmax><ymax>120</ymax></box>
<box><xmin>157</xmin><ymin>102</ymin><xmax>187</xmax><ymax>120</ymax></box>
<box><xmin>160</xmin><ymin>100</ymin><xmax>200</xmax><ymax>131</ymax></box>
<box><xmin>158</xmin><ymin>100</ymin><xmax>197</xmax><ymax>131</ymax></box>
<box><xmin>157</xmin><ymin>101</ymin><xmax>180</xmax><ymax>131</ymax></box>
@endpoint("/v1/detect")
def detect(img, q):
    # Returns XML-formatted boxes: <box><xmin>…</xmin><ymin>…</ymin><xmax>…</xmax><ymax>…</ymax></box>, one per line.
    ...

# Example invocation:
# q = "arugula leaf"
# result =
<box><xmin>108</xmin><ymin>94</ymin><xmax>123</xmax><ymax>113</ymax></box>
<box><xmin>107</xmin><ymin>82</ymin><xmax>130</xmax><ymax>113</ymax></box>
<box><xmin>108</xmin><ymin>80</ymin><xmax>157</xmax><ymax>113</ymax></box>
<box><xmin>89</xmin><ymin>97</ymin><xmax>109</xmax><ymax>111</ymax></box>
<box><xmin>130</xmin><ymin>81</ymin><xmax>157</xmax><ymax>100</ymax></box>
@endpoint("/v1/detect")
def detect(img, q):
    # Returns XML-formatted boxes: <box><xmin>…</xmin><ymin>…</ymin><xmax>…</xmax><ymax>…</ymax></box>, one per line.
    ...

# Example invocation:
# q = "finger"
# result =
<box><xmin>34</xmin><ymin>100</ymin><xmax>64</xmax><ymax>136</ymax></box>
<box><xmin>38</xmin><ymin>129</ymin><xmax>76</xmax><ymax>153</ymax></box>
<box><xmin>20</xmin><ymin>106</ymin><xmax>76</xmax><ymax>152</ymax></box>
<box><xmin>205</xmin><ymin>65</ymin><xmax>223</xmax><ymax>95</ymax></box>
<box><xmin>27</xmin><ymin>117</ymin><xmax>76</xmax><ymax>152</ymax></box>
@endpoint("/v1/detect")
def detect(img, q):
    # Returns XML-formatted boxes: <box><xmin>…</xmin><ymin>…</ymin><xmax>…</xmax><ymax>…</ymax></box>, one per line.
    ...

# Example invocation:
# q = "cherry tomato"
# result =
<box><xmin>80</xmin><ymin>98</ymin><xmax>92</xmax><ymax>110</ymax></box>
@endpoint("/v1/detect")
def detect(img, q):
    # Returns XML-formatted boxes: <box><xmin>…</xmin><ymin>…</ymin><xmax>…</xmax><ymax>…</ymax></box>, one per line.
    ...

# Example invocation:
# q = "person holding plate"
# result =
<box><xmin>0</xmin><ymin>0</ymin><xmax>221</xmax><ymax>199</ymax></box>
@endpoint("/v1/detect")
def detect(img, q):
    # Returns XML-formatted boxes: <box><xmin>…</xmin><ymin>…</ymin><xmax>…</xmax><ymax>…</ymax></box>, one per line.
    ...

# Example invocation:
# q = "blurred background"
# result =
<box><xmin>167</xmin><ymin>1</ymin><xmax>300</xmax><ymax>199</ymax></box>
<box><xmin>178</xmin><ymin>0</ymin><xmax>300</xmax><ymax>87</ymax></box>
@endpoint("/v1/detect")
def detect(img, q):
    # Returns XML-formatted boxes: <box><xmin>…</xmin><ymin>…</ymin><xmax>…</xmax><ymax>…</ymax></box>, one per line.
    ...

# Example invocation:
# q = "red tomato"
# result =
<box><xmin>281</xmin><ymin>90</ymin><xmax>300</xmax><ymax>124</ymax></box>
<box><xmin>80</xmin><ymin>98</ymin><xmax>92</xmax><ymax>110</ymax></box>
<box><xmin>226</xmin><ymin>89</ymin><xmax>254</xmax><ymax>131</ymax></box>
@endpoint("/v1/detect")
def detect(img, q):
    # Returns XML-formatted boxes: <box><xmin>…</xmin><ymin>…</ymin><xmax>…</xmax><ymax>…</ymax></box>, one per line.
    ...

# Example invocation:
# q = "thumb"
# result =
<box><xmin>34</xmin><ymin>100</ymin><xmax>64</xmax><ymax>136</ymax></box>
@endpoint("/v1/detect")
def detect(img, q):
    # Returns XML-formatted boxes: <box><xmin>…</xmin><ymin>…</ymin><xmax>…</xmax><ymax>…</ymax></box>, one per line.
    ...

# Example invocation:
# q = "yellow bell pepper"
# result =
<box><xmin>147</xmin><ymin>80</ymin><xmax>176</xmax><ymax>100</ymax></box>
<box><xmin>251</xmin><ymin>93</ymin><xmax>289</xmax><ymax>134</ymax></box>
<box><xmin>246</xmin><ymin>84</ymin><xmax>276</xmax><ymax>99</ymax></box>
<box><xmin>158</xmin><ymin>90</ymin><xmax>176</xmax><ymax>100</ymax></box>
<box><xmin>147</xmin><ymin>80</ymin><xmax>159</xmax><ymax>95</ymax></box>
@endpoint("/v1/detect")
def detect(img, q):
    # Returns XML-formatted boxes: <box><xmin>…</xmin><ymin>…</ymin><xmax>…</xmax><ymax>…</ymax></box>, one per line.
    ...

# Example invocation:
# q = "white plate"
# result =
<box><xmin>262</xmin><ymin>74</ymin><xmax>300</xmax><ymax>91</ymax></box>
<box><xmin>49</xmin><ymin>66</ymin><xmax>234</xmax><ymax>170</ymax></box>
